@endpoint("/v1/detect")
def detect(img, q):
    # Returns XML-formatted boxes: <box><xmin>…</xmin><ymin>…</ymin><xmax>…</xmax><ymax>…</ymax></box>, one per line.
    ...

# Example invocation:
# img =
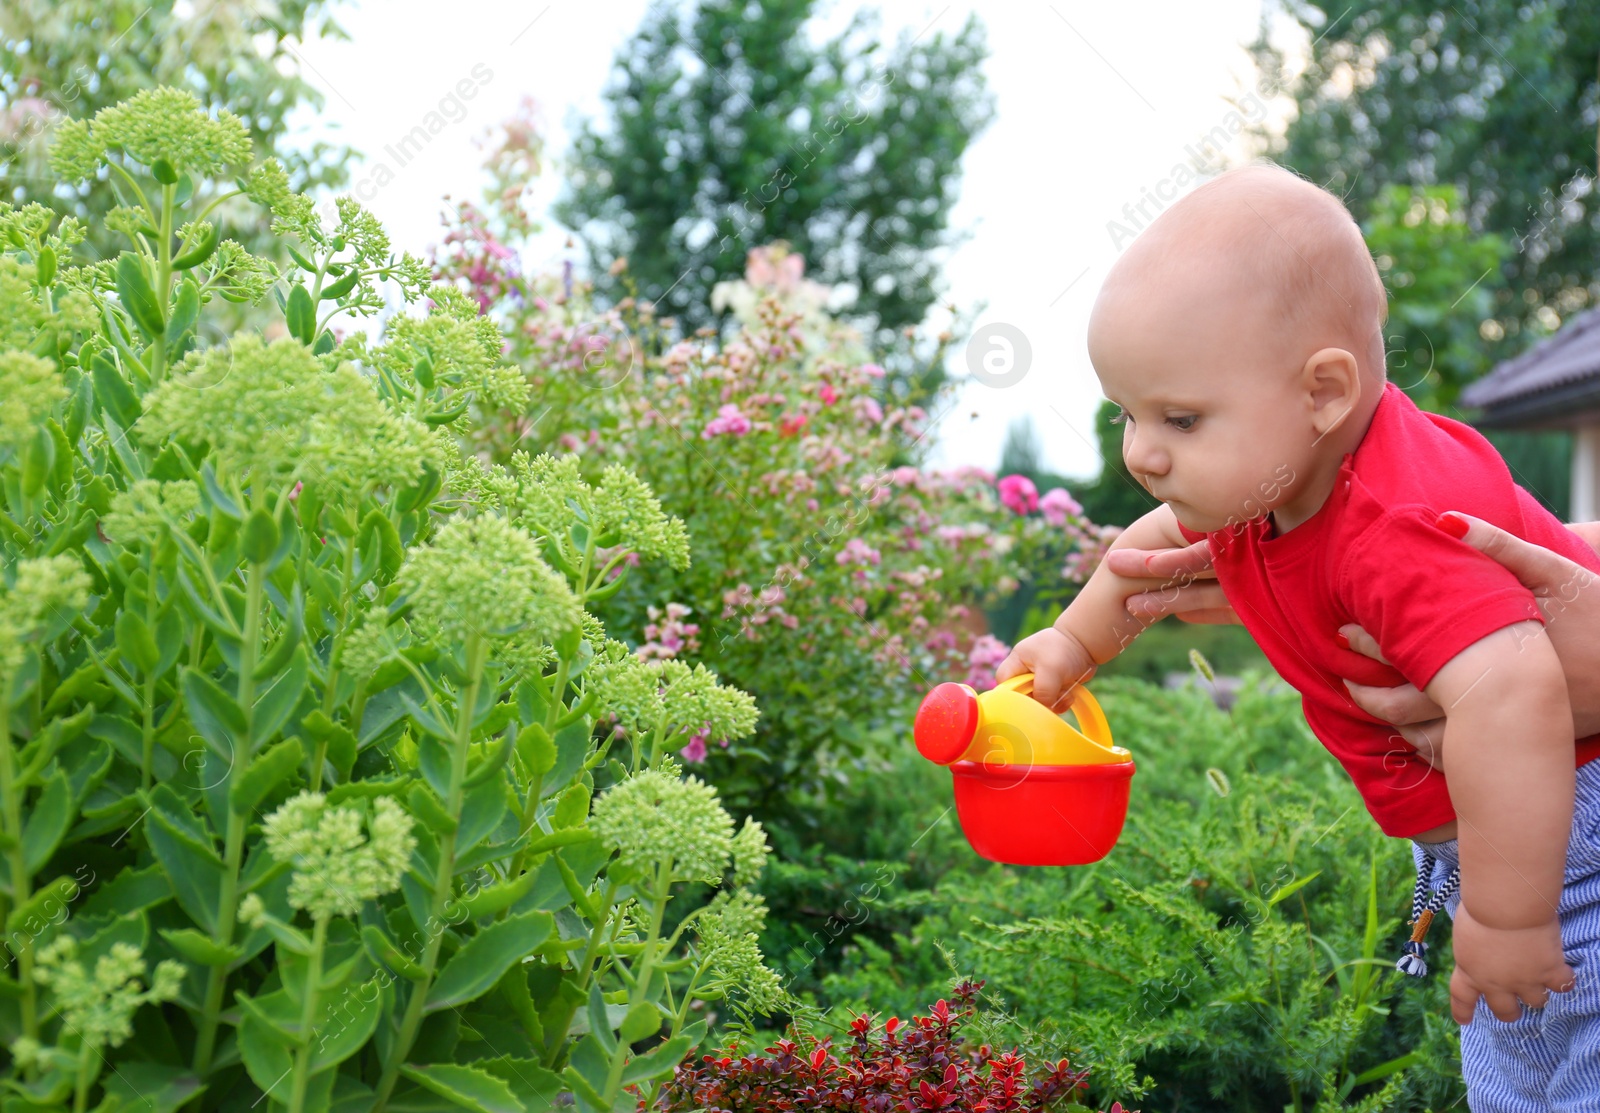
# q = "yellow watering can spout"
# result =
<box><xmin>913</xmin><ymin>673</ymin><xmax>1129</xmax><ymax>767</ymax></box>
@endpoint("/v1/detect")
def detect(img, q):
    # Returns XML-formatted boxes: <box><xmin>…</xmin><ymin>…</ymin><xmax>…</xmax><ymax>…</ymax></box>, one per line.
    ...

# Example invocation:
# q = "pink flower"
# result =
<box><xmin>965</xmin><ymin>634</ymin><xmax>1012</xmax><ymax>691</ymax></box>
<box><xmin>835</xmin><ymin>538</ymin><xmax>882</xmax><ymax>567</ymax></box>
<box><xmin>891</xmin><ymin>466</ymin><xmax>920</xmax><ymax>487</ymax></box>
<box><xmin>818</xmin><ymin>383</ymin><xmax>839</xmax><ymax>405</ymax></box>
<box><xmin>997</xmin><ymin>474</ymin><xmax>1039</xmax><ymax>515</ymax></box>
<box><xmin>702</xmin><ymin>403</ymin><xmax>752</xmax><ymax>439</ymax></box>
<box><xmin>1039</xmin><ymin>486</ymin><xmax>1082</xmax><ymax>527</ymax></box>
<box><xmin>680</xmin><ymin>734</ymin><xmax>708</xmax><ymax>763</ymax></box>
<box><xmin>855</xmin><ymin>396</ymin><xmax>884</xmax><ymax>424</ymax></box>
<box><xmin>779</xmin><ymin>413</ymin><xmax>809</xmax><ymax>437</ymax></box>
<box><xmin>859</xmin><ymin>363</ymin><xmax>886</xmax><ymax>379</ymax></box>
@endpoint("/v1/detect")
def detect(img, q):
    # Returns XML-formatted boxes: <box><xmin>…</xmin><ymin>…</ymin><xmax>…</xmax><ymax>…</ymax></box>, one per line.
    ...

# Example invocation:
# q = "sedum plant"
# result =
<box><xmin>0</xmin><ymin>87</ymin><xmax>796</xmax><ymax>1113</ymax></box>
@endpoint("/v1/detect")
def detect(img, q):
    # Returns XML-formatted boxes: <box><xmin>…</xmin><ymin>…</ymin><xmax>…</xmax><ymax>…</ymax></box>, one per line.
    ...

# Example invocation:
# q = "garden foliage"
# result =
<box><xmin>0</xmin><ymin>86</ymin><xmax>801</xmax><ymax>1113</ymax></box>
<box><xmin>756</xmin><ymin>673</ymin><xmax>1468</xmax><ymax>1113</ymax></box>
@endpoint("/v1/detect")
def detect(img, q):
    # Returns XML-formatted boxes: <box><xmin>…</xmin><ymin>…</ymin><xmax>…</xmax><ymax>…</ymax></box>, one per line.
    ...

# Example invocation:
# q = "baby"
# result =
<box><xmin>998</xmin><ymin>163</ymin><xmax>1600</xmax><ymax>1109</ymax></box>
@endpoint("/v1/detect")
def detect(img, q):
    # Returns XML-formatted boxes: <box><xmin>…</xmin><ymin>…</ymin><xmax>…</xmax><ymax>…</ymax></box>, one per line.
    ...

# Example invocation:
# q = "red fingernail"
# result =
<box><xmin>1435</xmin><ymin>513</ymin><xmax>1468</xmax><ymax>539</ymax></box>
<box><xmin>1334</xmin><ymin>631</ymin><xmax>1350</xmax><ymax>650</ymax></box>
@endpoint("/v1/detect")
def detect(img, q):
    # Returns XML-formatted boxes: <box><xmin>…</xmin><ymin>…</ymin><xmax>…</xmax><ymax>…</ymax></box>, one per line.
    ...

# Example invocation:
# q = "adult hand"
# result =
<box><xmin>1105</xmin><ymin>539</ymin><xmax>1239</xmax><ymax>624</ymax></box>
<box><xmin>1339</xmin><ymin>514</ymin><xmax>1600</xmax><ymax>771</ymax></box>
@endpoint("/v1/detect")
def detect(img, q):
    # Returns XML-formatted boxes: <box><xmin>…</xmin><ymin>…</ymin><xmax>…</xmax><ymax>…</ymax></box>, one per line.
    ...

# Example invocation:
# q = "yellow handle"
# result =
<box><xmin>993</xmin><ymin>673</ymin><xmax>1115</xmax><ymax>750</ymax></box>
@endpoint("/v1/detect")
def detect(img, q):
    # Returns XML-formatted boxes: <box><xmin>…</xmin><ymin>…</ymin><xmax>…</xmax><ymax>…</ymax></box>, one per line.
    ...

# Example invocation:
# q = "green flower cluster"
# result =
<box><xmin>378</xmin><ymin>285</ymin><xmax>528</xmax><ymax>414</ymax></box>
<box><xmin>693</xmin><ymin>888</ymin><xmax>791</xmax><ymax>1017</ymax></box>
<box><xmin>490</xmin><ymin>453</ymin><xmax>691</xmax><ymax>571</ymax></box>
<box><xmin>583</xmin><ymin>639</ymin><xmax>759</xmax><ymax>745</ymax></box>
<box><xmin>140</xmin><ymin>334</ymin><xmax>438</xmax><ymax>502</ymax></box>
<box><xmin>15</xmin><ymin>939</ymin><xmax>184</xmax><ymax>1057</ymax></box>
<box><xmin>337</xmin><ymin>613</ymin><xmax>397</xmax><ymax>680</ymax></box>
<box><xmin>0</xmin><ymin>352</ymin><xmax>65</xmax><ymax>452</ymax></box>
<box><xmin>259</xmin><ymin>793</ymin><xmax>416</xmax><ymax>922</ymax></box>
<box><xmin>1</xmin><ymin>555</ymin><xmax>91</xmax><ymax>687</ymax></box>
<box><xmin>398</xmin><ymin>514</ymin><xmax>580</xmax><ymax>647</ymax></box>
<box><xmin>51</xmin><ymin>87</ymin><xmax>251</xmax><ymax>181</ymax></box>
<box><xmin>590</xmin><ymin>769</ymin><xmax>735</xmax><ymax>883</ymax></box>
<box><xmin>103</xmin><ymin>479</ymin><xmax>201</xmax><ymax>548</ymax></box>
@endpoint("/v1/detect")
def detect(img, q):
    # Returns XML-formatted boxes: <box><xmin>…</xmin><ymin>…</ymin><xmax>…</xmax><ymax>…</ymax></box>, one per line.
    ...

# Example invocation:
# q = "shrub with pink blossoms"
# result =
<box><xmin>429</xmin><ymin>157</ymin><xmax>1109</xmax><ymax>818</ymax></box>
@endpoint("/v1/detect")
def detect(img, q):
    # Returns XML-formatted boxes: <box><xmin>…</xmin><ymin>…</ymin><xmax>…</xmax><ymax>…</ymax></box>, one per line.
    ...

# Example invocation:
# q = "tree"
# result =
<box><xmin>553</xmin><ymin>0</ymin><xmax>995</xmax><ymax>392</ymax></box>
<box><xmin>0</xmin><ymin>0</ymin><xmax>353</xmax><ymax>258</ymax></box>
<box><xmin>1249</xmin><ymin>0</ymin><xmax>1600</xmax><ymax>365</ymax></box>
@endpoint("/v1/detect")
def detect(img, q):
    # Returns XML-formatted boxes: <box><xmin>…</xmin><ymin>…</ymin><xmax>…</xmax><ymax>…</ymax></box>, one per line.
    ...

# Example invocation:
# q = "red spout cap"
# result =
<box><xmin>915</xmin><ymin>682</ymin><xmax>980</xmax><ymax>765</ymax></box>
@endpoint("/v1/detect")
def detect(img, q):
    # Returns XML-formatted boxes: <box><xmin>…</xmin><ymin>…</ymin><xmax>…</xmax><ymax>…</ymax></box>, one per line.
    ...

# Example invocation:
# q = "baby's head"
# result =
<box><xmin>1087</xmin><ymin>163</ymin><xmax>1389</xmax><ymax>534</ymax></box>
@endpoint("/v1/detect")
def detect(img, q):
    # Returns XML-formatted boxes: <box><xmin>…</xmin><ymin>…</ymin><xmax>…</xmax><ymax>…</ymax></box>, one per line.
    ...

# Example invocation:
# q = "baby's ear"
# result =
<box><xmin>1301</xmin><ymin>346</ymin><xmax>1361</xmax><ymax>436</ymax></box>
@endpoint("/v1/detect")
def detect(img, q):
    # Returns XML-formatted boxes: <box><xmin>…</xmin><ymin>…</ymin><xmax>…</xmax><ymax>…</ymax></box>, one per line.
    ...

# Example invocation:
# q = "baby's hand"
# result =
<box><xmin>995</xmin><ymin>627</ymin><xmax>1097</xmax><ymax>713</ymax></box>
<box><xmin>1449</xmin><ymin>902</ymin><xmax>1575</xmax><ymax>1025</ymax></box>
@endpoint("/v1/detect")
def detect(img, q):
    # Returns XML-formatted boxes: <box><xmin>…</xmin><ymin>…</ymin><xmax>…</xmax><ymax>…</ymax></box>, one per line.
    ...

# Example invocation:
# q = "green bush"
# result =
<box><xmin>0</xmin><ymin>87</ymin><xmax>797</xmax><ymax>1113</ymax></box>
<box><xmin>759</xmin><ymin>674</ymin><xmax>1467</xmax><ymax>1113</ymax></box>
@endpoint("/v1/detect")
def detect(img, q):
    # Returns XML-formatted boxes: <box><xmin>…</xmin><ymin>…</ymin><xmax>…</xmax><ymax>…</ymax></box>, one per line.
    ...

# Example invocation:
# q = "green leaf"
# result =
<box><xmin>22</xmin><ymin>772</ymin><xmax>71</xmax><ymax>874</ymax></box>
<box><xmin>158</xmin><ymin>927</ymin><xmax>243</xmax><ymax>967</ymax></box>
<box><xmin>462</xmin><ymin>730</ymin><xmax>515</xmax><ymax>789</ymax></box>
<box><xmin>252</xmin><ymin>644</ymin><xmax>309</xmax><ymax>746</ymax></box>
<box><xmin>406</xmin><ymin>782</ymin><xmax>456</xmax><ymax>835</ymax></box>
<box><xmin>457</xmin><ymin>869</ymin><xmax>539</xmax><ymax>921</ymax></box>
<box><xmin>399</xmin><ymin>1064</ymin><xmax>522</xmax><ymax>1113</ymax></box>
<box><xmin>1266</xmin><ymin>869</ymin><xmax>1322</xmax><ymax>907</ymax></box>
<box><xmin>172</xmin><ymin>225</ymin><xmax>219</xmax><ymax>271</ymax></box>
<box><xmin>116</xmin><ymin>610</ymin><xmax>161</xmax><ymax>675</ymax></box>
<box><xmin>100</xmin><ymin>1061</ymin><xmax>206</xmax><ymax>1113</ymax></box>
<box><xmin>241</xmin><ymin>506</ymin><xmax>279</xmax><ymax>565</ymax></box>
<box><xmin>229</xmin><ymin>736</ymin><xmax>304</xmax><ymax>814</ymax></box>
<box><xmin>320</xmin><ymin>268</ymin><xmax>360</xmax><ymax>301</ymax></box>
<box><xmin>357</xmin><ymin>508</ymin><xmax>404</xmax><ymax>584</ymax></box>
<box><xmin>620</xmin><ymin>1033</ymin><xmax>695</xmax><ymax>1086</ymax></box>
<box><xmin>470</xmin><ymin>1059</ymin><xmax>567</xmax><ymax>1113</ymax></box>
<box><xmin>311</xmin><ymin>975</ymin><xmax>386</xmax><ymax>1071</ymax></box>
<box><xmin>584</xmin><ymin>981</ymin><xmax>616</xmax><ymax>1054</ymax></box>
<box><xmin>425</xmin><ymin>911</ymin><xmax>552</xmax><ymax>1013</ymax></box>
<box><xmin>360</xmin><ymin>924</ymin><xmax>427</xmax><ymax>980</ymax></box>
<box><xmin>1350</xmin><ymin>1050</ymin><xmax>1424</xmax><ymax>1086</ymax></box>
<box><xmin>286</xmin><ymin>284</ymin><xmax>316</xmax><ymax>345</ymax></box>
<box><xmin>145</xmin><ymin>808</ymin><xmax>223</xmax><ymax>935</ymax></box>
<box><xmin>181</xmin><ymin>667</ymin><xmax>246</xmax><ymax>762</ymax></box>
<box><xmin>618</xmin><ymin>1001</ymin><xmax>660</xmax><ymax>1044</ymax></box>
<box><xmin>5</xmin><ymin>875</ymin><xmax>82</xmax><ymax>936</ymax></box>
<box><xmin>116</xmin><ymin>251</ymin><xmax>166</xmax><ymax>340</ymax></box>
<box><xmin>91</xmin><ymin>349</ymin><xmax>141</xmax><ymax>429</ymax></box>
<box><xmin>80</xmin><ymin>864</ymin><xmax>172</xmax><ymax>920</ymax></box>
<box><xmin>165</xmin><ymin>276</ymin><xmax>201</xmax><ymax>345</ymax></box>
<box><xmin>455</xmin><ymin>777</ymin><xmax>507</xmax><ymax>855</ymax></box>
<box><xmin>238</xmin><ymin>1009</ymin><xmax>295</xmax><ymax>1097</ymax></box>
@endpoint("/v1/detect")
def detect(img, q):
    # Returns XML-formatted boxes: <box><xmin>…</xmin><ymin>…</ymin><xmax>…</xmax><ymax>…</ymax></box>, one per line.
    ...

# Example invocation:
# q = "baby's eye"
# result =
<box><xmin>1166</xmin><ymin>415</ymin><xmax>1197</xmax><ymax>431</ymax></box>
<box><xmin>1108</xmin><ymin>408</ymin><xmax>1132</xmax><ymax>426</ymax></box>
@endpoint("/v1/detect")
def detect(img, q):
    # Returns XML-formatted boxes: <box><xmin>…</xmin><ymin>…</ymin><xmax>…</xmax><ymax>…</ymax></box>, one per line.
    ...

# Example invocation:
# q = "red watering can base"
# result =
<box><xmin>949</xmin><ymin>759</ymin><xmax>1136</xmax><ymax>866</ymax></box>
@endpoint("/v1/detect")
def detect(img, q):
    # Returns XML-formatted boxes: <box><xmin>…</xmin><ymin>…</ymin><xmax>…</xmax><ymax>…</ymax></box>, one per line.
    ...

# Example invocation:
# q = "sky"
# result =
<box><xmin>287</xmin><ymin>0</ymin><xmax>1304</xmax><ymax>480</ymax></box>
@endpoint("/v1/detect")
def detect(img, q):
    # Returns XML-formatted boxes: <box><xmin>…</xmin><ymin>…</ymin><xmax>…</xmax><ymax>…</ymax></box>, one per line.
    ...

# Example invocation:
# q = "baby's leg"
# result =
<box><xmin>1538</xmin><ymin>758</ymin><xmax>1600</xmax><ymax>1111</ymax></box>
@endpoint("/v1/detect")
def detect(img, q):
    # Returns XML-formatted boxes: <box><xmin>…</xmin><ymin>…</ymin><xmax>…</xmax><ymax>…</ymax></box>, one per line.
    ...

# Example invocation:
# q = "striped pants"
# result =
<box><xmin>1413</xmin><ymin>758</ymin><xmax>1600</xmax><ymax>1111</ymax></box>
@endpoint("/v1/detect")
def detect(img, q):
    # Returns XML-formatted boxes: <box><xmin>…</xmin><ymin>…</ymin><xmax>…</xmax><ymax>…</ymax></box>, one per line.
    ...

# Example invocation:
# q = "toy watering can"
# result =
<box><xmin>913</xmin><ymin>673</ymin><xmax>1135</xmax><ymax>866</ymax></box>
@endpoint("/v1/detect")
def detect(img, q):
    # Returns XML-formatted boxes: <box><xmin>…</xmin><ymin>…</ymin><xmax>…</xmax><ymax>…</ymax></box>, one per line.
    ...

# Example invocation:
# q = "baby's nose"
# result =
<box><xmin>1123</xmin><ymin>430</ymin><xmax>1170</xmax><ymax>477</ymax></box>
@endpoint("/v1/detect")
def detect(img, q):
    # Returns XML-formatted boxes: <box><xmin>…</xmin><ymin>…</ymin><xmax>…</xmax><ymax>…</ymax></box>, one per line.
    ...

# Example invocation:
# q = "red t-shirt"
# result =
<box><xmin>1174</xmin><ymin>381</ymin><xmax>1600</xmax><ymax>838</ymax></box>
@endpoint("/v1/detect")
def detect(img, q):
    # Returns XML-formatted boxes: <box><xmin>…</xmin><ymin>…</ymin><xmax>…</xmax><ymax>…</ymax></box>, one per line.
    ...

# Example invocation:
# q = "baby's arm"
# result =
<box><xmin>996</xmin><ymin>502</ymin><xmax>1191</xmax><ymax>710</ymax></box>
<box><xmin>1425</xmin><ymin>620</ymin><xmax>1577</xmax><ymax>1024</ymax></box>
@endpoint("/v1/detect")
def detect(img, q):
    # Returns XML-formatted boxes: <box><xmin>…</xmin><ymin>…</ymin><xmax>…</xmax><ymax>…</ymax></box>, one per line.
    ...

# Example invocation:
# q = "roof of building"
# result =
<box><xmin>1460</xmin><ymin>304</ymin><xmax>1600</xmax><ymax>428</ymax></box>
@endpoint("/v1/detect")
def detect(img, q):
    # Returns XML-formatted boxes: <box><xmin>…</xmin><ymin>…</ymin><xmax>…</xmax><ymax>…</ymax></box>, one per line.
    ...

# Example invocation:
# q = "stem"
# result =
<box><xmin>540</xmin><ymin>876</ymin><xmax>620</xmax><ymax>1072</ymax></box>
<box><xmin>140</xmin><ymin>567</ymin><xmax>158</xmax><ymax>790</ymax></box>
<box><xmin>601</xmin><ymin>860</ymin><xmax>674</xmax><ymax>1103</ymax></box>
<box><xmin>73</xmin><ymin>1042</ymin><xmax>93</xmax><ymax>1113</ymax></box>
<box><xmin>192</xmin><ymin>559</ymin><xmax>265</xmax><ymax>1076</ymax></box>
<box><xmin>0</xmin><ymin>675</ymin><xmax>37</xmax><ymax>1044</ymax></box>
<box><xmin>287</xmin><ymin>916</ymin><xmax>329</xmax><ymax>1113</ymax></box>
<box><xmin>148</xmin><ymin>182</ymin><xmax>174</xmax><ymax>387</ymax></box>
<box><xmin>371</xmin><ymin>634</ymin><xmax>485</xmax><ymax>1113</ymax></box>
<box><xmin>312</xmin><ymin>533</ymin><xmax>360</xmax><ymax>793</ymax></box>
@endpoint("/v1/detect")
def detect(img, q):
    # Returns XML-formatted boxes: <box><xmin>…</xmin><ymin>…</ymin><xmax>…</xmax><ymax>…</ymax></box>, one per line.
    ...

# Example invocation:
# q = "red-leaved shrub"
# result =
<box><xmin>644</xmin><ymin>980</ymin><xmax>1136</xmax><ymax>1113</ymax></box>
